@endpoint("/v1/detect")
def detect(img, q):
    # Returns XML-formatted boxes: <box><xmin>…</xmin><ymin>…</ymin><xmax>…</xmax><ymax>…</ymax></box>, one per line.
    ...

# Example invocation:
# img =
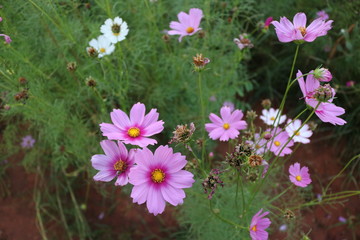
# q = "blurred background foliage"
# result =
<box><xmin>0</xmin><ymin>0</ymin><xmax>359</xmax><ymax>239</ymax></box>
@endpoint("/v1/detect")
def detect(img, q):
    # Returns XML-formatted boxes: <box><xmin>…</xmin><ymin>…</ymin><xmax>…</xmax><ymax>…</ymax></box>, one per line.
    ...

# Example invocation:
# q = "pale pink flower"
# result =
<box><xmin>271</xmin><ymin>12</ymin><xmax>333</xmax><ymax>43</ymax></box>
<box><xmin>100</xmin><ymin>102</ymin><xmax>164</xmax><ymax>147</ymax></box>
<box><xmin>316</xmin><ymin>10</ymin><xmax>329</xmax><ymax>21</ymax></box>
<box><xmin>128</xmin><ymin>146</ymin><xmax>194</xmax><ymax>215</ymax></box>
<box><xmin>250</xmin><ymin>209</ymin><xmax>271</xmax><ymax>240</ymax></box>
<box><xmin>297</xmin><ymin>70</ymin><xmax>346</xmax><ymax>125</ymax></box>
<box><xmin>246</xmin><ymin>133</ymin><xmax>267</xmax><ymax>155</ymax></box>
<box><xmin>168</xmin><ymin>8</ymin><xmax>203</xmax><ymax>42</ymax></box>
<box><xmin>285</xmin><ymin>119</ymin><xmax>312</xmax><ymax>144</ymax></box>
<box><xmin>21</xmin><ymin>135</ymin><xmax>35</xmax><ymax>149</ymax></box>
<box><xmin>91</xmin><ymin>140</ymin><xmax>135</xmax><ymax>186</ymax></box>
<box><xmin>267</xmin><ymin>128</ymin><xmax>294</xmax><ymax>157</ymax></box>
<box><xmin>289</xmin><ymin>162</ymin><xmax>312</xmax><ymax>187</ymax></box>
<box><xmin>205</xmin><ymin>106</ymin><xmax>247</xmax><ymax>141</ymax></box>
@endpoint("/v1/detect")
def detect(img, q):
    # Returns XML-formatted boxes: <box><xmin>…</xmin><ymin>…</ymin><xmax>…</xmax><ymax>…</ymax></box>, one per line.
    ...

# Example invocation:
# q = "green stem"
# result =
<box><xmin>197</xmin><ymin>73</ymin><xmax>206</xmax><ymax>168</ymax></box>
<box><xmin>266</xmin><ymin>185</ymin><xmax>292</xmax><ymax>204</ymax></box>
<box><xmin>209</xmin><ymin>200</ymin><xmax>247</xmax><ymax>230</ymax></box>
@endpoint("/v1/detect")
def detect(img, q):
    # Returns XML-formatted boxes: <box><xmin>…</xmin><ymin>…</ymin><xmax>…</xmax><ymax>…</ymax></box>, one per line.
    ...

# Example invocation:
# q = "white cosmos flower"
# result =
<box><xmin>246</xmin><ymin>133</ymin><xmax>267</xmax><ymax>155</ymax></box>
<box><xmin>87</xmin><ymin>35</ymin><xmax>115</xmax><ymax>58</ymax></box>
<box><xmin>100</xmin><ymin>17</ymin><xmax>129</xmax><ymax>44</ymax></box>
<box><xmin>260</xmin><ymin>108</ymin><xmax>286</xmax><ymax>126</ymax></box>
<box><xmin>285</xmin><ymin>119</ymin><xmax>313</xmax><ymax>144</ymax></box>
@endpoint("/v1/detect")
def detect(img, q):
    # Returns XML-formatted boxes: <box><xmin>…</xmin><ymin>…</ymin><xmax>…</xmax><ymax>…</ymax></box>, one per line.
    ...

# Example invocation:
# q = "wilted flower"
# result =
<box><xmin>316</xmin><ymin>10</ymin><xmax>329</xmax><ymax>21</ymax></box>
<box><xmin>168</xmin><ymin>8</ymin><xmax>203</xmax><ymax>42</ymax></box>
<box><xmin>260</xmin><ymin>108</ymin><xmax>286</xmax><ymax>126</ymax></box>
<box><xmin>100</xmin><ymin>17</ymin><xmax>129</xmax><ymax>44</ymax></box>
<box><xmin>285</xmin><ymin>119</ymin><xmax>313</xmax><ymax>144</ymax></box>
<box><xmin>86</xmin><ymin>76</ymin><xmax>97</xmax><ymax>87</ymax></box>
<box><xmin>271</xmin><ymin>12</ymin><xmax>333</xmax><ymax>43</ymax></box>
<box><xmin>250</xmin><ymin>209</ymin><xmax>271</xmax><ymax>240</ymax></box>
<box><xmin>67</xmin><ymin>62</ymin><xmax>77</xmax><ymax>72</ymax></box>
<box><xmin>169</xmin><ymin>122</ymin><xmax>195</xmax><ymax>144</ymax></box>
<box><xmin>18</xmin><ymin>77</ymin><xmax>27</xmax><ymax>85</ymax></box>
<box><xmin>226</xmin><ymin>143</ymin><xmax>253</xmax><ymax>168</ymax></box>
<box><xmin>87</xmin><ymin>35</ymin><xmax>115</xmax><ymax>58</ymax></box>
<box><xmin>21</xmin><ymin>135</ymin><xmax>35</xmax><ymax>149</ymax></box>
<box><xmin>297</xmin><ymin>70</ymin><xmax>346</xmax><ymax>125</ymax></box>
<box><xmin>284</xmin><ymin>209</ymin><xmax>295</xmax><ymax>219</ymax></box>
<box><xmin>193</xmin><ymin>53</ymin><xmax>210</xmax><ymax>70</ymax></box>
<box><xmin>0</xmin><ymin>34</ymin><xmax>12</xmax><ymax>44</ymax></box>
<box><xmin>267</xmin><ymin>128</ymin><xmax>294</xmax><ymax>157</ymax></box>
<box><xmin>91</xmin><ymin>140</ymin><xmax>135</xmax><ymax>186</ymax></box>
<box><xmin>14</xmin><ymin>89</ymin><xmax>29</xmax><ymax>102</ymax></box>
<box><xmin>129</xmin><ymin>146</ymin><xmax>195</xmax><ymax>215</ymax></box>
<box><xmin>202</xmin><ymin>169</ymin><xmax>224</xmax><ymax>199</ymax></box>
<box><xmin>289</xmin><ymin>162</ymin><xmax>312</xmax><ymax>187</ymax></box>
<box><xmin>234</xmin><ymin>33</ymin><xmax>254</xmax><ymax>50</ymax></box>
<box><xmin>248</xmin><ymin>155</ymin><xmax>263</xmax><ymax>167</ymax></box>
<box><xmin>100</xmin><ymin>102</ymin><xmax>164</xmax><ymax>147</ymax></box>
<box><xmin>205</xmin><ymin>106</ymin><xmax>247</xmax><ymax>141</ymax></box>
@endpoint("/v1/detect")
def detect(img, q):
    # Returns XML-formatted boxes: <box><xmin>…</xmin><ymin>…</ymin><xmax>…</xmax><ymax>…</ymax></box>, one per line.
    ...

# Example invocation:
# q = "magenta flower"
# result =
<box><xmin>91</xmin><ymin>140</ymin><xmax>135</xmax><ymax>186</ymax></box>
<box><xmin>267</xmin><ymin>128</ymin><xmax>294</xmax><ymax>157</ymax></box>
<box><xmin>346</xmin><ymin>81</ymin><xmax>355</xmax><ymax>87</ymax></box>
<box><xmin>250</xmin><ymin>209</ymin><xmax>271</xmax><ymax>240</ymax></box>
<box><xmin>128</xmin><ymin>145</ymin><xmax>194</xmax><ymax>215</ymax></box>
<box><xmin>289</xmin><ymin>162</ymin><xmax>312</xmax><ymax>187</ymax></box>
<box><xmin>0</xmin><ymin>34</ymin><xmax>12</xmax><ymax>44</ymax></box>
<box><xmin>271</xmin><ymin>12</ymin><xmax>333</xmax><ymax>43</ymax></box>
<box><xmin>100</xmin><ymin>103</ymin><xmax>164</xmax><ymax>147</ymax></box>
<box><xmin>316</xmin><ymin>10</ymin><xmax>329</xmax><ymax>21</ymax></box>
<box><xmin>297</xmin><ymin>70</ymin><xmax>346</xmax><ymax>125</ymax></box>
<box><xmin>21</xmin><ymin>135</ymin><xmax>35</xmax><ymax>149</ymax></box>
<box><xmin>264</xmin><ymin>17</ymin><xmax>273</xmax><ymax>29</ymax></box>
<box><xmin>168</xmin><ymin>8</ymin><xmax>203</xmax><ymax>42</ymax></box>
<box><xmin>205</xmin><ymin>106</ymin><xmax>247</xmax><ymax>141</ymax></box>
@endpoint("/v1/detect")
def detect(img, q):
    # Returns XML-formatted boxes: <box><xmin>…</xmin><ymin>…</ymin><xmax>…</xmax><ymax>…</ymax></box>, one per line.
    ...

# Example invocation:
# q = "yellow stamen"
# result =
<box><xmin>295</xmin><ymin>131</ymin><xmax>300</xmax><ymax>136</ymax></box>
<box><xmin>114</xmin><ymin>160</ymin><xmax>127</xmax><ymax>173</ymax></box>
<box><xmin>298</xmin><ymin>26</ymin><xmax>306</xmax><ymax>36</ymax></box>
<box><xmin>99</xmin><ymin>48</ymin><xmax>106</xmax><ymax>53</ymax></box>
<box><xmin>186</xmin><ymin>27</ymin><xmax>194</xmax><ymax>34</ymax></box>
<box><xmin>151</xmin><ymin>169</ymin><xmax>165</xmax><ymax>183</ymax></box>
<box><xmin>296</xmin><ymin>175</ymin><xmax>302</xmax><ymax>181</ymax></box>
<box><xmin>255</xmin><ymin>144</ymin><xmax>260</xmax><ymax>149</ymax></box>
<box><xmin>113</xmin><ymin>33</ymin><xmax>120</xmax><ymax>36</ymax></box>
<box><xmin>274</xmin><ymin>141</ymin><xmax>281</xmax><ymax>146</ymax></box>
<box><xmin>251</xmin><ymin>225</ymin><xmax>257</xmax><ymax>232</ymax></box>
<box><xmin>223</xmin><ymin>123</ymin><xmax>230</xmax><ymax>130</ymax></box>
<box><xmin>128</xmin><ymin>127</ymin><xmax>140</xmax><ymax>138</ymax></box>
<box><xmin>270</xmin><ymin>117</ymin><xmax>275</xmax><ymax>121</ymax></box>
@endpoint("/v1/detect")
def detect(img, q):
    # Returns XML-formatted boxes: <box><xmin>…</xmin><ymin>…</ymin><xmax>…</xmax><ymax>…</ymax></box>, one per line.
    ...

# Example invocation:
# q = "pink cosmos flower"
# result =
<box><xmin>289</xmin><ymin>162</ymin><xmax>312</xmax><ymax>187</ymax></box>
<box><xmin>250</xmin><ymin>209</ymin><xmax>271</xmax><ymax>240</ymax></box>
<box><xmin>168</xmin><ymin>8</ymin><xmax>203</xmax><ymax>42</ymax></box>
<box><xmin>128</xmin><ymin>145</ymin><xmax>195</xmax><ymax>215</ymax></box>
<box><xmin>316</xmin><ymin>10</ymin><xmax>329</xmax><ymax>21</ymax></box>
<box><xmin>205</xmin><ymin>106</ymin><xmax>247</xmax><ymax>141</ymax></box>
<box><xmin>21</xmin><ymin>135</ymin><xmax>35</xmax><ymax>149</ymax></box>
<box><xmin>271</xmin><ymin>12</ymin><xmax>333</xmax><ymax>43</ymax></box>
<box><xmin>267</xmin><ymin>128</ymin><xmax>294</xmax><ymax>157</ymax></box>
<box><xmin>91</xmin><ymin>140</ymin><xmax>135</xmax><ymax>186</ymax></box>
<box><xmin>100</xmin><ymin>103</ymin><xmax>164</xmax><ymax>147</ymax></box>
<box><xmin>297</xmin><ymin>70</ymin><xmax>346</xmax><ymax>125</ymax></box>
<box><xmin>246</xmin><ymin>133</ymin><xmax>267</xmax><ymax>155</ymax></box>
<box><xmin>0</xmin><ymin>34</ymin><xmax>11</xmax><ymax>44</ymax></box>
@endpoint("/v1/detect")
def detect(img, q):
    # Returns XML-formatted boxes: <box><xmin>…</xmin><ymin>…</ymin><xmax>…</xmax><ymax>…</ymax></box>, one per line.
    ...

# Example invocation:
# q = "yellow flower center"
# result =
<box><xmin>255</xmin><ymin>144</ymin><xmax>260</xmax><ymax>149</ymax></box>
<box><xmin>99</xmin><ymin>48</ymin><xmax>106</xmax><ymax>53</ymax></box>
<box><xmin>296</xmin><ymin>175</ymin><xmax>302</xmax><ymax>181</ymax></box>
<box><xmin>295</xmin><ymin>131</ymin><xmax>300</xmax><ymax>136</ymax></box>
<box><xmin>151</xmin><ymin>169</ymin><xmax>165</xmax><ymax>183</ymax></box>
<box><xmin>223</xmin><ymin>123</ymin><xmax>230</xmax><ymax>130</ymax></box>
<box><xmin>298</xmin><ymin>26</ymin><xmax>307</xmax><ymax>37</ymax></box>
<box><xmin>113</xmin><ymin>160</ymin><xmax>127</xmax><ymax>173</ymax></box>
<box><xmin>113</xmin><ymin>33</ymin><xmax>120</xmax><ymax>36</ymax></box>
<box><xmin>274</xmin><ymin>141</ymin><xmax>281</xmax><ymax>146</ymax></box>
<box><xmin>186</xmin><ymin>27</ymin><xmax>194</xmax><ymax>34</ymax></box>
<box><xmin>128</xmin><ymin>127</ymin><xmax>140</xmax><ymax>138</ymax></box>
<box><xmin>251</xmin><ymin>225</ymin><xmax>257</xmax><ymax>232</ymax></box>
<box><xmin>270</xmin><ymin>116</ymin><xmax>275</xmax><ymax>121</ymax></box>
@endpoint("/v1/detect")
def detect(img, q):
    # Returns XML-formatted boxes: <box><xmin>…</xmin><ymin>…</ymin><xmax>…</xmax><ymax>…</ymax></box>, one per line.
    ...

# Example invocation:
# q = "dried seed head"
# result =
<box><xmin>18</xmin><ymin>77</ymin><xmax>27</xmax><ymax>85</ymax></box>
<box><xmin>246</xmin><ymin>110</ymin><xmax>258</xmax><ymax>121</ymax></box>
<box><xmin>67</xmin><ymin>62</ymin><xmax>77</xmax><ymax>72</ymax></box>
<box><xmin>284</xmin><ymin>209</ymin><xmax>295</xmax><ymax>220</ymax></box>
<box><xmin>225</xmin><ymin>143</ymin><xmax>253</xmax><ymax>169</ymax></box>
<box><xmin>193</xmin><ymin>53</ymin><xmax>210</xmax><ymax>71</ymax></box>
<box><xmin>313</xmin><ymin>84</ymin><xmax>333</xmax><ymax>102</ymax></box>
<box><xmin>162</xmin><ymin>34</ymin><xmax>170</xmax><ymax>42</ymax></box>
<box><xmin>202</xmin><ymin>169</ymin><xmax>224</xmax><ymax>199</ymax></box>
<box><xmin>87</xmin><ymin>47</ymin><xmax>98</xmax><ymax>58</ymax></box>
<box><xmin>261</xmin><ymin>99</ymin><xmax>271</xmax><ymax>109</ymax></box>
<box><xmin>169</xmin><ymin>122</ymin><xmax>195</xmax><ymax>144</ymax></box>
<box><xmin>86</xmin><ymin>76</ymin><xmax>97</xmax><ymax>87</ymax></box>
<box><xmin>248</xmin><ymin>155</ymin><xmax>263</xmax><ymax>167</ymax></box>
<box><xmin>14</xmin><ymin>89</ymin><xmax>28</xmax><ymax>101</ymax></box>
<box><xmin>247</xmin><ymin>173</ymin><xmax>258</xmax><ymax>182</ymax></box>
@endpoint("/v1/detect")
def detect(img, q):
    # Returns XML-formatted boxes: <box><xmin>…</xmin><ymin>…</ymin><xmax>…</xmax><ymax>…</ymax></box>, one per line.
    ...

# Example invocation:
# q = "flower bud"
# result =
<box><xmin>18</xmin><ymin>77</ymin><xmax>27</xmax><ymax>85</ymax></box>
<box><xmin>162</xmin><ymin>34</ymin><xmax>170</xmax><ymax>43</ymax></box>
<box><xmin>313</xmin><ymin>84</ymin><xmax>333</xmax><ymax>102</ymax></box>
<box><xmin>313</xmin><ymin>67</ymin><xmax>332</xmax><ymax>82</ymax></box>
<box><xmin>261</xmin><ymin>99</ymin><xmax>271</xmax><ymax>109</ymax></box>
<box><xmin>86</xmin><ymin>47</ymin><xmax>98</xmax><ymax>58</ymax></box>
<box><xmin>86</xmin><ymin>76</ymin><xmax>97</xmax><ymax>87</ymax></box>
<box><xmin>3</xmin><ymin>104</ymin><xmax>10</xmax><ymax>110</ymax></box>
<box><xmin>246</xmin><ymin>110</ymin><xmax>258</xmax><ymax>121</ymax></box>
<box><xmin>264</xmin><ymin>133</ymin><xmax>272</xmax><ymax>140</ymax></box>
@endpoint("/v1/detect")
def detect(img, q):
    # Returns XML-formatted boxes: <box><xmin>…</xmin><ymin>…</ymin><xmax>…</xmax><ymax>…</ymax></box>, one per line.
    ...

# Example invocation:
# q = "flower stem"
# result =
<box><xmin>197</xmin><ymin>73</ymin><xmax>206</xmax><ymax>168</ymax></box>
<box><xmin>209</xmin><ymin>200</ymin><xmax>247</xmax><ymax>230</ymax></box>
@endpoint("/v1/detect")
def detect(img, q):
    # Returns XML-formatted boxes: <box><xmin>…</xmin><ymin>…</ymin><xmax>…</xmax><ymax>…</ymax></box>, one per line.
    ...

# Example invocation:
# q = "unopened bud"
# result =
<box><xmin>264</xmin><ymin>133</ymin><xmax>272</xmax><ymax>140</ymax></box>
<box><xmin>261</xmin><ymin>99</ymin><xmax>271</xmax><ymax>109</ymax></box>
<box><xmin>246</xmin><ymin>110</ymin><xmax>258</xmax><ymax>121</ymax></box>
<box><xmin>162</xmin><ymin>34</ymin><xmax>170</xmax><ymax>42</ymax></box>
<box><xmin>313</xmin><ymin>67</ymin><xmax>332</xmax><ymax>82</ymax></box>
